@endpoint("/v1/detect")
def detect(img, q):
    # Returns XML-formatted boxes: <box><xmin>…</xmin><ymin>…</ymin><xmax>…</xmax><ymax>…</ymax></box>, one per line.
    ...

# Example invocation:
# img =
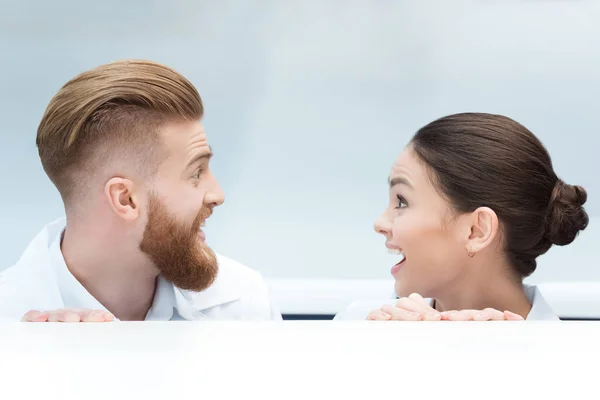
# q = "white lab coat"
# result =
<box><xmin>0</xmin><ymin>219</ymin><xmax>282</xmax><ymax>321</ymax></box>
<box><xmin>334</xmin><ymin>284</ymin><xmax>559</xmax><ymax>321</ymax></box>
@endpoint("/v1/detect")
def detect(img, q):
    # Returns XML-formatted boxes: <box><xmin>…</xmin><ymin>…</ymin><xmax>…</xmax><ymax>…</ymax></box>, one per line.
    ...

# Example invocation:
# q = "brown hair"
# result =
<box><xmin>37</xmin><ymin>59</ymin><xmax>203</xmax><ymax>204</ymax></box>
<box><xmin>411</xmin><ymin>112</ymin><xmax>588</xmax><ymax>277</ymax></box>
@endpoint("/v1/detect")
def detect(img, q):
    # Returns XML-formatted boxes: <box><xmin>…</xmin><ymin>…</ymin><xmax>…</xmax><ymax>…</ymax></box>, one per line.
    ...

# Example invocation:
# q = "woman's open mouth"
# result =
<box><xmin>388</xmin><ymin>248</ymin><xmax>406</xmax><ymax>275</ymax></box>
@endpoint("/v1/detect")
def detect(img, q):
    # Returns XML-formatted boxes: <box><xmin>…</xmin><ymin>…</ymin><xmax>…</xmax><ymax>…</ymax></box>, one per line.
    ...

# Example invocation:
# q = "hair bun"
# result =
<box><xmin>545</xmin><ymin>180</ymin><xmax>589</xmax><ymax>245</ymax></box>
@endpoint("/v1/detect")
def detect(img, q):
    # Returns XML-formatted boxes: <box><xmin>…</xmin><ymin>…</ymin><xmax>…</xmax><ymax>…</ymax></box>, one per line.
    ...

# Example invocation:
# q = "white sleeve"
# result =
<box><xmin>268</xmin><ymin>297</ymin><xmax>283</xmax><ymax>321</ymax></box>
<box><xmin>261</xmin><ymin>275</ymin><xmax>283</xmax><ymax>321</ymax></box>
<box><xmin>0</xmin><ymin>267</ymin><xmax>31</xmax><ymax>321</ymax></box>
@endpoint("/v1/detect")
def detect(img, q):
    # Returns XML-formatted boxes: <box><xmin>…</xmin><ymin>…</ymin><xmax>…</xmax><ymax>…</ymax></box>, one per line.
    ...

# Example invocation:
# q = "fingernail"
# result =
<box><xmin>65</xmin><ymin>313</ymin><xmax>80</xmax><ymax>322</ymax></box>
<box><xmin>505</xmin><ymin>311</ymin><xmax>524</xmax><ymax>321</ymax></box>
<box><xmin>425</xmin><ymin>312</ymin><xmax>441</xmax><ymax>320</ymax></box>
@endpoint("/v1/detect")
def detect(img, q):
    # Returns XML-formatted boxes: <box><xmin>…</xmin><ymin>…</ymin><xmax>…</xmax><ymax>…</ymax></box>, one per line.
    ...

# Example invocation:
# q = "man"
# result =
<box><xmin>0</xmin><ymin>59</ymin><xmax>281</xmax><ymax>322</ymax></box>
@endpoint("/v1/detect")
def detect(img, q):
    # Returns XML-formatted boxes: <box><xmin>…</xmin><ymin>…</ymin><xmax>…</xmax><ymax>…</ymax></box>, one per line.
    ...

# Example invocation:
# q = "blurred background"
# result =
<box><xmin>0</xmin><ymin>1</ymin><xmax>598</xmax><ymax>301</ymax></box>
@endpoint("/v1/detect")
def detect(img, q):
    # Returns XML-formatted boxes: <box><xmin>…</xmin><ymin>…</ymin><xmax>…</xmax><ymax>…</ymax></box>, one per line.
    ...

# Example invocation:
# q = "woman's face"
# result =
<box><xmin>374</xmin><ymin>147</ymin><xmax>472</xmax><ymax>298</ymax></box>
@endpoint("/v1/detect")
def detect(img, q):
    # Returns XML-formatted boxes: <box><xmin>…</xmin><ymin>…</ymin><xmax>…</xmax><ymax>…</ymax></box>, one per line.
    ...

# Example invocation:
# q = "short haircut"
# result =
<box><xmin>36</xmin><ymin>59</ymin><xmax>204</xmax><ymax>204</ymax></box>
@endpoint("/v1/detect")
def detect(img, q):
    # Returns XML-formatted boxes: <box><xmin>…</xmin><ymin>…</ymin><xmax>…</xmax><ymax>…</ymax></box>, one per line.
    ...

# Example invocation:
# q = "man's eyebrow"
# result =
<box><xmin>186</xmin><ymin>147</ymin><xmax>213</xmax><ymax>169</ymax></box>
<box><xmin>388</xmin><ymin>176</ymin><xmax>413</xmax><ymax>189</ymax></box>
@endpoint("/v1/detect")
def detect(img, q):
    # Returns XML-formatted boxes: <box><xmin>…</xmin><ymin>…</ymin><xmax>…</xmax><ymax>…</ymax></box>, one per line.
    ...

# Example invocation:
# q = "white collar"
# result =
<box><xmin>172</xmin><ymin>253</ymin><xmax>245</xmax><ymax>318</ymax></box>
<box><xmin>49</xmin><ymin>232</ymin><xmax>108</xmax><ymax>312</ymax></box>
<box><xmin>523</xmin><ymin>284</ymin><xmax>559</xmax><ymax>321</ymax></box>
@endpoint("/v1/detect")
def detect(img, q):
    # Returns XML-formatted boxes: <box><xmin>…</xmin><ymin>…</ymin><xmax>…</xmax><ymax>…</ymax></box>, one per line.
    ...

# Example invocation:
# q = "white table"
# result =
<box><xmin>1</xmin><ymin>321</ymin><xmax>598</xmax><ymax>399</ymax></box>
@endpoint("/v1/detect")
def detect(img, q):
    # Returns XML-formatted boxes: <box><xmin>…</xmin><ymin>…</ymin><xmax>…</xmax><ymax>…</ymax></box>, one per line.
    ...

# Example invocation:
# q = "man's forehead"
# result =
<box><xmin>160</xmin><ymin>120</ymin><xmax>211</xmax><ymax>154</ymax></box>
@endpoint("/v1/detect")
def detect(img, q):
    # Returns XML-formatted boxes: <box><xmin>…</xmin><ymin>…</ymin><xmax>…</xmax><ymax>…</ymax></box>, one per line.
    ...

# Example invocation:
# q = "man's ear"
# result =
<box><xmin>104</xmin><ymin>177</ymin><xmax>140</xmax><ymax>222</ymax></box>
<box><xmin>464</xmin><ymin>207</ymin><xmax>499</xmax><ymax>256</ymax></box>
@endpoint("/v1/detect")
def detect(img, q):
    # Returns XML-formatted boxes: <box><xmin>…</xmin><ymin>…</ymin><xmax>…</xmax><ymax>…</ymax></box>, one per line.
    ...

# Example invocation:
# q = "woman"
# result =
<box><xmin>336</xmin><ymin>113</ymin><xmax>589</xmax><ymax>321</ymax></box>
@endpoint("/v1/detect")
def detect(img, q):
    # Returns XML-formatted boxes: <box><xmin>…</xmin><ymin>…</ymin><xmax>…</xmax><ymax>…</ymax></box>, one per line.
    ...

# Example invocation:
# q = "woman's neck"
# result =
<box><xmin>432</xmin><ymin>262</ymin><xmax>532</xmax><ymax>319</ymax></box>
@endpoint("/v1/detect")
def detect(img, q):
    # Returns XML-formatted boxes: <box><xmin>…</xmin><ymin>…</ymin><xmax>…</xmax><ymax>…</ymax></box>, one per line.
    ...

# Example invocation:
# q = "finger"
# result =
<box><xmin>421</xmin><ymin>311</ymin><xmax>442</xmax><ymax>321</ymax></box>
<box><xmin>48</xmin><ymin>311</ymin><xmax>82</xmax><ymax>322</ymax></box>
<box><xmin>367</xmin><ymin>310</ymin><xmax>392</xmax><ymax>321</ymax></box>
<box><xmin>407</xmin><ymin>293</ymin><xmax>431</xmax><ymax>309</ymax></box>
<box><xmin>441</xmin><ymin>310</ymin><xmax>479</xmax><ymax>321</ymax></box>
<box><xmin>381</xmin><ymin>304</ymin><xmax>422</xmax><ymax>321</ymax></box>
<box><xmin>21</xmin><ymin>310</ymin><xmax>49</xmax><ymax>322</ymax></box>
<box><xmin>504</xmin><ymin>311</ymin><xmax>525</xmax><ymax>321</ymax></box>
<box><xmin>103</xmin><ymin>312</ymin><xmax>115</xmax><ymax>322</ymax></box>
<box><xmin>440</xmin><ymin>310</ymin><xmax>457</xmax><ymax>321</ymax></box>
<box><xmin>395</xmin><ymin>297</ymin><xmax>424</xmax><ymax>312</ymax></box>
<box><xmin>67</xmin><ymin>309</ymin><xmax>115</xmax><ymax>322</ymax></box>
<box><xmin>80</xmin><ymin>310</ymin><xmax>114</xmax><ymax>322</ymax></box>
<box><xmin>81</xmin><ymin>310</ymin><xmax>105</xmax><ymax>322</ymax></box>
<box><xmin>473</xmin><ymin>308</ymin><xmax>505</xmax><ymax>321</ymax></box>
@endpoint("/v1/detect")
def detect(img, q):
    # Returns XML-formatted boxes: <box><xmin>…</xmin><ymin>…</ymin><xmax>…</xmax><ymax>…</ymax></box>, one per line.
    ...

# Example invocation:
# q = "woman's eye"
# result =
<box><xmin>396</xmin><ymin>194</ymin><xmax>408</xmax><ymax>209</ymax></box>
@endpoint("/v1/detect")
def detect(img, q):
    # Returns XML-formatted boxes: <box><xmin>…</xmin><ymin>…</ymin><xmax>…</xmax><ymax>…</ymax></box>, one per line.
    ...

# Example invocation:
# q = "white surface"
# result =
<box><xmin>269</xmin><ymin>279</ymin><xmax>600</xmax><ymax>319</ymax></box>
<box><xmin>0</xmin><ymin>1</ymin><xmax>599</xmax><ymax>285</ymax></box>
<box><xmin>0</xmin><ymin>322</ymin><xmax>598</xmax><ymax>399</ymax></box>
<box><xmin>537</xmin><ymin>282</ymin><xmax>600</xmax><ymax>319</ymax></box>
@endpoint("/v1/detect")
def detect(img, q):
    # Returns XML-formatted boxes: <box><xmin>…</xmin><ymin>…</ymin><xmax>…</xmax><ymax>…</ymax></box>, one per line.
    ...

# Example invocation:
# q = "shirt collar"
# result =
<box><xmin>49</xmin><ymin>230</ymin><xmax>109</xmax><ymax>312</ymax></box>
<box><xmin>147</xmin><ymin>256</ymin><xmax>247</xmax><ymax>320</ymax></box>
<box><xmin>524</xmin><ymin>284</ymin><xmax>559</xmax><ymax>321</ymax></box>
<box><xmin>145</xmin><ymin>275</ymin><xmax>177</xmax><ymax>320</ymax></box>
<box><xmin>170</xmin><ymin>254</ymin><xmax>244</xmax><ymax>319</ymax></box>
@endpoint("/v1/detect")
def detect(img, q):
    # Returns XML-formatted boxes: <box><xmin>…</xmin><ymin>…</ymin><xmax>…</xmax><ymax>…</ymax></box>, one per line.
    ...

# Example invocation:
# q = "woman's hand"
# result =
<box><xmin>440</xmin><ymin>309</ymin><xmax>524</xmax><ymax>321</ymax></box>
<box><xmin>367</xmin><ymin>293</ymin><xmax>441</xmax><ymax>321</ymax></box>
<box><xmin>366</xmin><ymin>293</ymin><xmax>525</xmax><ymax>321</ymax></box>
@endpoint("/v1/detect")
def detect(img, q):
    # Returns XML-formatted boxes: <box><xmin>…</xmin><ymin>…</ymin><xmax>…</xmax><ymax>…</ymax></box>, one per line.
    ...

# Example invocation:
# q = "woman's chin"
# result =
<box><xmin>394</xmin><ymin>281</ymin><xmax>410</xmax><ymax>298</ymax></box>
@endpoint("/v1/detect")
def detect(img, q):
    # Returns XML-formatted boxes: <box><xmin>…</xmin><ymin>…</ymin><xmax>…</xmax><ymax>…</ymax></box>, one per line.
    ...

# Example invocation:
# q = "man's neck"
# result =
<box><xmin>60</xmin><ymin>225</ymin><xmax>159</xmax><ymax>321</ymax></box>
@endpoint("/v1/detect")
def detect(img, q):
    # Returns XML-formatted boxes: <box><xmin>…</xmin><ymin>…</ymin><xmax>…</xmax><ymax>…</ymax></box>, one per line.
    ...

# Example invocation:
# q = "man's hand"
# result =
<box><xmin>21</xmin><ymin>309</ymin><xmax>115</xmax><ymax>322</ymax></box>
<box><xmin>367</xmin><ymin>293</ymin><xmax>442</xmax><ymax>321</ymax></box>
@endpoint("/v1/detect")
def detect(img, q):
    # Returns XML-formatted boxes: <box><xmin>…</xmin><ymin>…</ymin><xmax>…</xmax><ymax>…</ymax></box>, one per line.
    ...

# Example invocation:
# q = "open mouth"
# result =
<box><xmin>388</xmin><ymin>248</ymin><xmax>406</xmax><ymax>274</ymax></box>
<box><xmin>198</xmin><ymin>222</ymin><xmax>207</xmax><ymax>241</ymax></box>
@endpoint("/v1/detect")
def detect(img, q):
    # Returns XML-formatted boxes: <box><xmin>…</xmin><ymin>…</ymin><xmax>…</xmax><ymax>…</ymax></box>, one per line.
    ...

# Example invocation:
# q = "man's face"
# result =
<box><xmin>139</xmin><ymin>120</ymin><xmax>224</xmax><ymax>291</ymax></box>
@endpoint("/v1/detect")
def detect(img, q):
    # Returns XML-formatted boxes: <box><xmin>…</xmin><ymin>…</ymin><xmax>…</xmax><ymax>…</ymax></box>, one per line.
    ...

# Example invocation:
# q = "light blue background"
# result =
<box><xmin>1</xmin><ymin>1</ymin><xmax>598</xmax><ymax>283</ymax></box>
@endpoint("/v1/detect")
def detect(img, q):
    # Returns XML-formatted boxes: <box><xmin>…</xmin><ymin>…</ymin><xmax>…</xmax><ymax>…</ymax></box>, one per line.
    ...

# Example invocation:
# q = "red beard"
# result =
<box><xmin>139</xmin><ymin>194</ymin><xmax>218</xmax><ymax>292</ymax></box>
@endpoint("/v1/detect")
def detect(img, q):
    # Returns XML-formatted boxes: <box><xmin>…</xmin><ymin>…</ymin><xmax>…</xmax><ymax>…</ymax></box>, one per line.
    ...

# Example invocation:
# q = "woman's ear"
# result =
<box><xmin>464</xmin><ymin>207</ymin><xmax>499</xmax><ymax>256</ymax></box>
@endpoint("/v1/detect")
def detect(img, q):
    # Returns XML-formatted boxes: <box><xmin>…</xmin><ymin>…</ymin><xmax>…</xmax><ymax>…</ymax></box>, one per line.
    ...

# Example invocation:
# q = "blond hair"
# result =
<box><xmin>37</xmin><ymin>59</ymin><xmax>203</xmax><ymax>203</ymax></box>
